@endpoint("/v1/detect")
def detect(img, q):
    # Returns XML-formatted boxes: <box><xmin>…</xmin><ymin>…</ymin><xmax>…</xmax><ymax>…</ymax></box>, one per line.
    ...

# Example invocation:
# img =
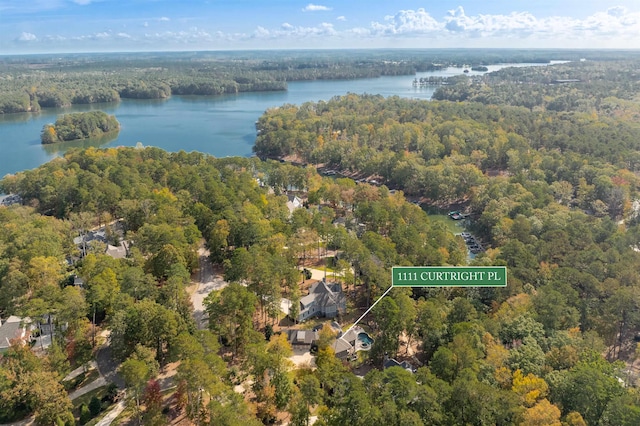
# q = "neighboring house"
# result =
<box><xmin>0</xmin><ymin>193</ymin><xmax>22</xmax><ymax>207</ymax></box>
<box><xmin>74</xmin><ymin>222</ymin><xmax>128</xmax><ymax>259</ymax></box>
<box><xmin>287</xmin><ymin>329</ymin><xmax>319</xmax><ymax>349</ymax></box>
<box><xmin>105</xmin><ymin>241</ymin><xmax>129</xmax><ymax>259</ymax></box>
<box><xmin>332</xmin><ymin>337</ymin><xmax>354</xmax><ymax>359</ymax></box>
<box><xmin>298</xmin><ymin>280</ymin><xmax>346</xmax><ymax>322</ymax></box>
<box><xmin>73</xmin><ymin>275</ymin><xmax>85</xmax><ymax>288</ymax></box>
<box><xmin>0</xmin><ymin>316</ymin><xmax>32</xmax><ymax>353</ymax></box>
<box><xmin>286</xmin><ymin>194</ymin><xmax>303</xmax><ymax>216</ymax></box>
<box><xmin>74</xmin><ymin>229</ymin><xmax>108</xmax><ymax>256</ymax></box>
<box><xmin>331</xmin><ymin>326</ymin><xmax>373</xmax><ymax>360</ymax></box>
<box><xmin>383</xmin><ymin>355</ymin><xmax>416</xmax><ymax>373</ymax></box>
<box><xmin>332</xmin><ymin>216</ymin><xmax>347</xmax><ymax>227</ymax></box>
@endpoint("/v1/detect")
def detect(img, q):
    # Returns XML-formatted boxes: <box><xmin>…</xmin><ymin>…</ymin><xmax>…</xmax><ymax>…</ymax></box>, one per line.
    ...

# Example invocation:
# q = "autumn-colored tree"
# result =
<box><xmin>512</xmin><ymin>369</ymin><xmax>549</xmax><ymax>407</ymax></box>
<box><xmin>521</xmin><ymin>399</ymin><xmax>562</xmax><ymax>426</ymax></box>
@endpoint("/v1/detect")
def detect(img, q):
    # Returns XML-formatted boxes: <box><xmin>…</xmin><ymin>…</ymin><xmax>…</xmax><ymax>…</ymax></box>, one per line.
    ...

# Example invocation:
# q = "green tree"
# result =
<box><xmin>205</xmin><ymin>282</ymin><xmax>258</xmax><ymax>358</ymax></box>
<box><xmin>550</xmin><ymin>356</ymin><xmax>625</xmax><ymax>425</ymax></box>
<box><xmin>120</xmin><ymin>358</ymin><xmax>151</xmax><ymax>425</ymax></box>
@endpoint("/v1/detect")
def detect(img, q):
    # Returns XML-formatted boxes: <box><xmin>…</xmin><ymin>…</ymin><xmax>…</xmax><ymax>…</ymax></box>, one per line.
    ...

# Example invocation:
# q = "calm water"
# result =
<box><xmin>0</xmin><ymin>63</ymin><xmax>555</xmax><ymax>176</ymax></box>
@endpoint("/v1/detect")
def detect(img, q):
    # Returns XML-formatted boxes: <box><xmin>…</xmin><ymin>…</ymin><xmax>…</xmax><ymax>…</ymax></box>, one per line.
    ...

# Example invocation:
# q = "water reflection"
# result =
<box><xmin>41</xmin><ymin>131</ymin><xmax>120</xmax><ymax>156</ymax></box>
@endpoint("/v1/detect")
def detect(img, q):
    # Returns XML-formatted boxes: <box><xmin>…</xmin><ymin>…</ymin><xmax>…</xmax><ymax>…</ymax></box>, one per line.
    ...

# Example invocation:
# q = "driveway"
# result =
<box><xmin>94</xmin><ymin>400</ymin><xmax>126</xmax><ymax>426</ymax></box>
<box><xmin>95</xmin><ymin>331</ymin><xmax>125</xmax><ymax>389</ymax></box>
<box><xmin>68</xmin><ymin>376</ymin><xmax>107</xmax><ymax>400</ymax></box>
<box><xmin>289</xmin><ymin>347</ymin><xmax>316</xmax><ymax>369</ymax></box>
<box><xmin>189</xmin><ymin>246</ymin><xmax>229</xmax><ymax>329</ymax></box>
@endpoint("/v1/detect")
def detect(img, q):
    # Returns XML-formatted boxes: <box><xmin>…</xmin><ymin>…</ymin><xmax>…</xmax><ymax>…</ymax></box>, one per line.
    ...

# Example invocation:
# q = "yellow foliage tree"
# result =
<box><xmin>563</xmin><ymin>411</ymin><xmax>587</xmax><ymax>426</ymax></box>
<box><xmin>493</xmin><ymin>293</ymin><xmax>532</xmax><ymax>324</ymax></box>
<box><xmin>512</xmin><ymin>369</ymin><xmax>549</xmax><ymax>408</ymax></box>
<box><xmin>521</xmin><ymin>399</ymin><xmax>561</xmax><ymax>426</ymax></box>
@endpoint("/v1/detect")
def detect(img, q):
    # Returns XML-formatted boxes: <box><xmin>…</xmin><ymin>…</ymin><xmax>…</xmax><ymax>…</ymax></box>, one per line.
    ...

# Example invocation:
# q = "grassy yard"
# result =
<box><xmin>72</xmin><ymin>384</ymin><xmax>117</xmax><ymax>426</ymax></box>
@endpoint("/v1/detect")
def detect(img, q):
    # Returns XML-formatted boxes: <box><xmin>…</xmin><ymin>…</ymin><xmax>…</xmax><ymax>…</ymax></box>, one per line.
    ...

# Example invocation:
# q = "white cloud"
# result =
<box><xmin>302</xmin><ymin>3</ymin><xmax>332</xmax><ymax>12</ymax></box>
<box><xmin>73</xmin><ymin>0</ymin><xmax>94</xmax><ymax>5</ymax></box>
<box><xmin>371</xmin><ymin>8</ymin><xmax>442</xmax><ymax>36</ymax></box>
<box><xmin>8</xmin><ymin>4</ymin><xmax>640</xmax><ymax>51</ymax></box>
<box><xmin>142</xmin><ymin>28</ymin><xmax>216</xmax><ymax>44</ymax></box>
<box><xmin>607</xmin><ymin>6</ymin><xmax>627</xmax><ymax>18</ymax></box>
<box><xmin>251</xmin><ymin>22</ymin><xmax>336</xmax><ymax>39</ymax></box>
<box><xmin>362</xmin><ymin>6</ymin><xmax>640</xmax><ymax>44</ymax></box>
<box><xmin>43</xmin><ymin>34</ymin><xmax>66</xmax><ymax>42</ymax></box>
<box><xmin>17</xmin><ymin>32</ymin><xmax>37</xmax><ymax>41</ymax></box>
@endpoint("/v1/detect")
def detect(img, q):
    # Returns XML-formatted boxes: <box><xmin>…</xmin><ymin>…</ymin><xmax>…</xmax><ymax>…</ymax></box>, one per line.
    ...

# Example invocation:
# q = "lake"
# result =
<box><xmin>0</xmin><ymin>62</ymin><xmax>557</xmax><ymax>177</ymax></box>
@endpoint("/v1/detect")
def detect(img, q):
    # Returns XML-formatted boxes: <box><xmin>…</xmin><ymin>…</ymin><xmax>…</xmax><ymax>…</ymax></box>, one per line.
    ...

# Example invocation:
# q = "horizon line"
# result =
<box><xmin>4</xmin><ymin>46</ymin><xmax>640</xmax><ymax>57</ymax></box>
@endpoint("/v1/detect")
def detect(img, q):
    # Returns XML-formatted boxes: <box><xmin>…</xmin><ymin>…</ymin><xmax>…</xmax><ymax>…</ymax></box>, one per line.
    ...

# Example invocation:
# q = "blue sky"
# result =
<box><xmin>2</xmin><ymin>0</ymin><xmax>640</xmax><ymax>53</ymax></box>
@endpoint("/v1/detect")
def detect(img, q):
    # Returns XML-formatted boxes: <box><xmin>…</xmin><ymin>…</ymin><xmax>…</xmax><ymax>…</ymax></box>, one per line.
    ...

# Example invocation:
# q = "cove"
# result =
<box><xmin>0</xmin><ymin>62</ymin><xmax>556</xmax><ymax>177</ymax></box>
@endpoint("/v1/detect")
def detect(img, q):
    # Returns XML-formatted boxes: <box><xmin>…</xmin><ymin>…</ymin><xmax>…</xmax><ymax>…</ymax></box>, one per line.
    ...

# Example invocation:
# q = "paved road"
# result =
<box><xmin>68</xmin><ymin>376</ymin><xmax>108</xmax><ymax>400</ymax></box>
<box><xmin>94</xmin><ymin>399</ymin><xmax>126</xmax><ymax>426</ymax></box>
<box><xmin>0</xmin><ymin>417</ymin><xmax>34</xmax><ymax>426</ymax></box>
<box><xmin>95</xmin><ymin>332</ymin><xmax>125</xmax><ymax>389</ymax></box>
<box><xmin>63</xmin><ymin>361</ymin><xmax>98</xmax><ymax>382</ymax></box>
<box><xmin>189</xmin><ymin>246</ymin><xmax>229</xmax><ymax>329</ymax></box>
<box><xmin>306</xmin><ymin>267</ymin><xmax>345</xmax><ymax>282</ymax></box>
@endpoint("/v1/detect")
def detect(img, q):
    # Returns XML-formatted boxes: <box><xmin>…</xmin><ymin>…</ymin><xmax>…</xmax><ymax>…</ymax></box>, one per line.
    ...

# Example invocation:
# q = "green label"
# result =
<box><xmin>392</xmin><ymin>266</ymin><xmax>507</xmax><ymax>287</ymax></box>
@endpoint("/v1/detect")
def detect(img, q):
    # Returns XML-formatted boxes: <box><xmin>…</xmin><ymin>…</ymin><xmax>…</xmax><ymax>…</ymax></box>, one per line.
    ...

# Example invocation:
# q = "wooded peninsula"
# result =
<box><xmin>3</xmin><ymin>50</ymin><xmax>640</xmax><ymax>426</ymax></box>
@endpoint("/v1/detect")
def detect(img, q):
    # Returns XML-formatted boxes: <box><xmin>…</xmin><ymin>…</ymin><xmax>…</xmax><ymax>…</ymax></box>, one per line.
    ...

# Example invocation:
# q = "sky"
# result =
<box><xmin>2</xmin><ymin>0</ymin><xmax>640</xmax><ymax>54</ymax></box>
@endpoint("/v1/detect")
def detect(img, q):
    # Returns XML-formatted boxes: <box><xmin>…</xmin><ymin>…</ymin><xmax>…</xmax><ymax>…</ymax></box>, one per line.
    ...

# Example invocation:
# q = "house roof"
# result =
<box><xmin>287</xmin><ymin>329</ymin><xmax>319</xmax><ymax>345</ymax></box>
<box><xmin>383</xmin><ymin>357</ymin><xmax>415</xmax><ymax>373</ymax></box>
<box><xmin>299</xmin><ymin>280</ymin><xmax>346</xmax><ymax>317</ymax></box>
<box><xmin>0</xmin><ymin>194</ymin><xmax>21</xmax><ymax>206</ymax></box>
<box><xmin>339</xmin><ymin>327</ymin><xmax>359</xmax><ymax>345</ymax></box>
<box><xmin>105</xmin><ymin>242</ymin><xmax>128</xmax><ymax>259</ymax></box>
<box><xmin>311</xmin><ymin>281</ymin><xmax>345</xmax><ymax>308</ymax></box>
<box><xmin>0</xmin><ymin>316</ymin><xmax>31</xmax><ymax>349</ymax></box>
<box><xmin>286</xmin><ymin>195</ymin><xmax>303</xmax><ymax>215</ymax></box>
<box><xmin>332</xmin><ymin>337</ymin><xmax>353</xmax><ymax>358</ymax></box>
<box><xmin>73</xmin><ymin>229</ymin><xmax>108</xmax><ymax>246</ymax></box>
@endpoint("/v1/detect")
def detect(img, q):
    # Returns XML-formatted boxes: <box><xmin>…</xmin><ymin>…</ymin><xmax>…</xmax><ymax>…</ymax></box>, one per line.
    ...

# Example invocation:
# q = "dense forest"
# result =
<box><xmin>1</xmin><ymin>49</ymin><xmax>635</xmax><ymax>114</ymax></box>
<box><xmin>433</xmin><ymin>59</ymin><xmax>640</xmax><ymax>117</ymax></box>
<box><xmin>254</xmin><ymin>94</ymin><xmax>640</xmax><ymax>219</ymax></box>
<box><xmin>41</xmin><ymin>111</ymin><xmax>120</xmax><ymax>144</ymax></box>
<box><xmin>5</xmin><ymin>52</ymin><xmax>640</xmax><ymax>425</ymax></box>
<box><xmin>2</xmin><ymin>141</ymin><xmax>640</xmax><ymax>424</ymax></box>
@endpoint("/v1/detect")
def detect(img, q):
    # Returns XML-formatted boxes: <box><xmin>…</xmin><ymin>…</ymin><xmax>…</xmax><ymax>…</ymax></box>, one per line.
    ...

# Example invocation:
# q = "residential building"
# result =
<box><xmin>383</xmin><ymin>354</ymin><xmax>416</xmax><ymax>373</ymax></box>
<box><xmin>0</xmin><ymin>316</ymin><xmax>32</xmax><ymax>353</ymax></box>
<box><xmin>0</xmin><ymin>193</ymin><xmax>22</xmax><ymax>207</ymax></box>
<box><xmin>298</xmin><ymin>280</ymin><xmax>346</xmax><ymax>322</ymax></box>
<box><xmin>286</xmin><ymin>194</ymin><xmax>303</xmax><ymax>216</ymax></box>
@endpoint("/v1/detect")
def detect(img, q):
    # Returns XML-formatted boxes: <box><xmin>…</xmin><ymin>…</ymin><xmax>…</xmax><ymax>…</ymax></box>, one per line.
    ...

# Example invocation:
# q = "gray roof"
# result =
<box><xmin>74</xmin><ymin>229</ymin><xmax>108</xmax><ymax>246</ymax></box>
<box><xmin>332</xmin><ymin>337</ymin><xmax>353</xmax><ymax>358</ymax></box>
<box><xmin>298</xmin><ymin>280</ymin><xmax>346</xmax><ymax>320</ymax></box>
<box><xmin>312</xmin><ymin>281</ymin><xmax>345</xmax><ymax>309</ymax></box>
<box><xmin>288</xmin><ymin>329</ymin><xmax>319</xmax><ymax>345</ymax></box>
<box><xmin>383</xmin><ymin>357</ymin><xmax>415</xmax><ymax>373</ymax></box>
<box><xmin>0</xmin><ymin>194</ymin><xmax>21</xmax><ymax>206</ymax></box>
